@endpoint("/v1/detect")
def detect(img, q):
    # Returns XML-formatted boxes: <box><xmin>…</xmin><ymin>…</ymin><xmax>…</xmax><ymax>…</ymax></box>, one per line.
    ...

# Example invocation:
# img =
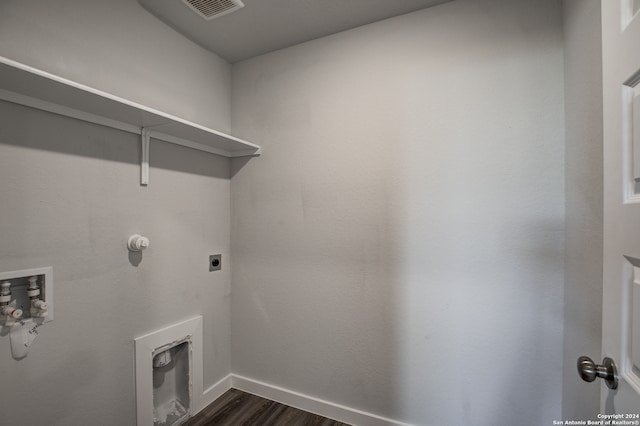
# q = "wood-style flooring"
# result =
<box><xmin>184</xmin><ymin>388</ymin><xmax>351</xmax><ymax>426</ymax></box>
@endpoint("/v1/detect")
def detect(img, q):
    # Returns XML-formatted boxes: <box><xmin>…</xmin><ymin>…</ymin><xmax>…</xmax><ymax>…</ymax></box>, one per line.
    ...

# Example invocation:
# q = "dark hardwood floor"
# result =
<box><xmin>184</xmin><ymin>388</ymin><xmax>351</xmax><ymax>426</ymax></box>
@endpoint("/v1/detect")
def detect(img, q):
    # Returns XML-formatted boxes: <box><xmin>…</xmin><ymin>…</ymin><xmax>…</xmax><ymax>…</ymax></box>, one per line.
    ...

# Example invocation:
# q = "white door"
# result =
<box><xmin>601</xmin><ymin>0</ymin><xmax>640</xmax><ymax>413</ymax></box>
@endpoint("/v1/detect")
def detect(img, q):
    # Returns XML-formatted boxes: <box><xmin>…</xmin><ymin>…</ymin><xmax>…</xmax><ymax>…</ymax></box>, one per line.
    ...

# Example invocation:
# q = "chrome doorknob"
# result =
<box><xmin>577</xmin><ymin>356</ymin><xmax>618</xmax><ymax>389</ymax></box>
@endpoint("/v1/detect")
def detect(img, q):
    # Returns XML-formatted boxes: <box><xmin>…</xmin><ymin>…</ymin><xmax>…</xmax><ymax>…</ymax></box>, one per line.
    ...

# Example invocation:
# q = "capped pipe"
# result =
<box><xmin>128</xmin><ymin>235</ymin><xmax>150</xmax><ymax>252</ymax></box>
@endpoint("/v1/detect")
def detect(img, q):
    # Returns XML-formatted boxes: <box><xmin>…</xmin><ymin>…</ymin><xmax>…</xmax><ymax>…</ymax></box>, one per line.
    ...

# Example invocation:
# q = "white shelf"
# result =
<box><xmin>0</xmin><ymin>56</ymin><xmax>261</xmax><ymax>160</ymax></box>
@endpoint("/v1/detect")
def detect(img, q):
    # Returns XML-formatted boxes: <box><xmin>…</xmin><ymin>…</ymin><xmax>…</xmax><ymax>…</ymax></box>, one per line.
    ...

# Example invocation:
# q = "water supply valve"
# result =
<box><xmin>27</xmin><ymin>276</ymin><xmax>48</xmax><ymax>318</ymax></box>
<box><xmin>0</xmin><ymin>281</ymin><xmax>23</xmax><ymax>326</ymax></box>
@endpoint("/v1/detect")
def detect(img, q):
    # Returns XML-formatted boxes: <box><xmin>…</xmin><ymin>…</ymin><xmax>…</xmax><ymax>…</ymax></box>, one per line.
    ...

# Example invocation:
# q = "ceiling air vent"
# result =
<box><xmin>181</xmin><ymin>0</ymin><xmax>244</xmax><ymax>20</ymax></box>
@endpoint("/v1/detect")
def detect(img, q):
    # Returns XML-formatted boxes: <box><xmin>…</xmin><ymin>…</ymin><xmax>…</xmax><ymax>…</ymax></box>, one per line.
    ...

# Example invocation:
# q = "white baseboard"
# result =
<box><xmin>200</xmin><ymin>373</ymin><xmax>233</xmax><ymax>411</ymax></box>
<box><xmin>230</xmin><ymin>374</ymin><xmax>413</xmax><ymax>426</ymax></box>
<box><xmin>197</xmin><ymin>373</ymin><xmax>412</xmax><ymax>425</ymax></box>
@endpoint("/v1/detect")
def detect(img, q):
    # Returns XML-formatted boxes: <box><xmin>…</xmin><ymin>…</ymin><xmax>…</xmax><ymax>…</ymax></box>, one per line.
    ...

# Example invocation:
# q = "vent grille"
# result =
<box><xmin>181</xmin><ymin>0</ymin><xmax>244</xmax><ymax>20</ymax></box>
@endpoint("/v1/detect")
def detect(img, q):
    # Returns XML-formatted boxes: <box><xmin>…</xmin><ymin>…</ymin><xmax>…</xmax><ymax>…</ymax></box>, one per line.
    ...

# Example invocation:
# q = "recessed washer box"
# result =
<box><xmin>135</xmin><ymin>316</ymin><xmax>204</xmax><ymax>426</ymax></box>
<box><xmin>0</xmin><ymin>266</ymin><xmax>53</xmax><ymax>322</ymax></box>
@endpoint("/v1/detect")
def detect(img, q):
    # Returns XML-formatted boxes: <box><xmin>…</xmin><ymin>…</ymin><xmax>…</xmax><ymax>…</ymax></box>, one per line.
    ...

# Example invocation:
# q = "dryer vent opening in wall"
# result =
<box><xmin>181</xmin><ymin>0</ymin><xmax>244</xmax><ymax>20</ymax></box>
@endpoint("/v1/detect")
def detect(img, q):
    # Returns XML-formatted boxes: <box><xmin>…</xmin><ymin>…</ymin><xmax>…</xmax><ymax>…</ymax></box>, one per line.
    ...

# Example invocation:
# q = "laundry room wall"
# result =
<box><xmin>230</xmin><ymin>0</ymin><xmax>565</xmax><ymax>424</ymax></box>
<box><xmin>0</xmin><ymin>0</ymin><xmax>231</xmax><ymax>130</ymax></box>
<box><xmin>0</xmin><ymin>0</ymin><xmax>234</xmax><ymax>424</ymax></box>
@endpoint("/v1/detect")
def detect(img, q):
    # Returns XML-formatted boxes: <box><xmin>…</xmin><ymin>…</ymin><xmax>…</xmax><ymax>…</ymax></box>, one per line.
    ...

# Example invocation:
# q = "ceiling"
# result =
<box><xmin>138</xmin><ymin>0</ymin><xmax>452</xmax><ymax>63</ymax></box>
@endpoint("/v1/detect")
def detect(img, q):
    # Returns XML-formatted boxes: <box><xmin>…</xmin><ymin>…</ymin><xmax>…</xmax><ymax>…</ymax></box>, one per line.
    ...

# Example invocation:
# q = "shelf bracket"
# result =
<box><xmin>141</xmin><ymin>128</ymin><xmax>150</xmax><ymax>186</ymax></box>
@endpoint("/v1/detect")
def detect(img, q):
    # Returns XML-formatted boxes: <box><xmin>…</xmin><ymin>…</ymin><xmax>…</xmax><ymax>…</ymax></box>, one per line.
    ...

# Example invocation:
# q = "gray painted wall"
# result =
<box><xmin>562</xmin><ymin>0</ymin><xmax>603</xmax><ymax>419</ymax></box>
<box><xmin>0</xmin><ymin>103</ymin><xmax>232</xmax><ymax>425</ymax></box>
<box><xmin>0</xmin><ymin>0</ymin><xmax>231</xmax><ymax>132</ymax></box>
<box><xmin>0</xmin><ymin>0</ymin><xmax>234</xmax><ymax>424</ymax></box>
<box><xmin>230</xmin><ymin>0</ymin><xmax>565</xmax><ymax>424</ymax></box>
